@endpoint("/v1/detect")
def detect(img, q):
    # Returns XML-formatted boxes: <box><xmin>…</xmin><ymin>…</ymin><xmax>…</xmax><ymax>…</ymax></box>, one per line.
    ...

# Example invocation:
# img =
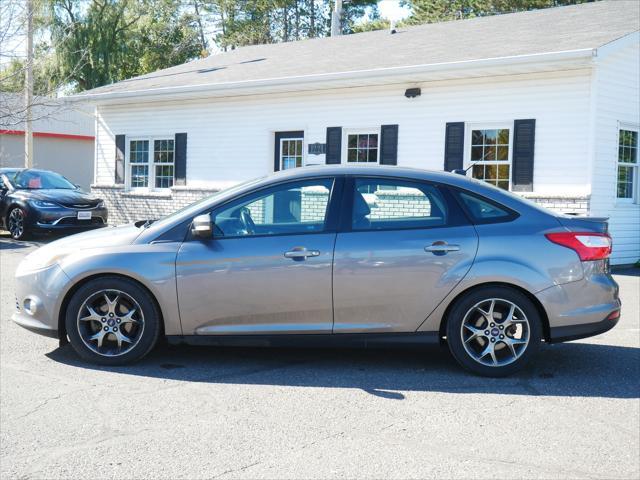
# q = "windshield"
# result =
<box><xmin>11</xmin><ymin>170</ymin><xmax>76</xmax><ymax>190</ymax></box>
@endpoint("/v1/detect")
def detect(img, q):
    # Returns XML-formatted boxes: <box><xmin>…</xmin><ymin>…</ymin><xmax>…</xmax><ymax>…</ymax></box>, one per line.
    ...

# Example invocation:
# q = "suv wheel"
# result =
<box><xmin>65</xmin><ymin>276</ymin><xmax>161</xmax><ymax>365</ymax></box>
<box><xmin>446</xmin><ymin>286</ymin><xmax>542</xmax><ymax>377</ymax></box>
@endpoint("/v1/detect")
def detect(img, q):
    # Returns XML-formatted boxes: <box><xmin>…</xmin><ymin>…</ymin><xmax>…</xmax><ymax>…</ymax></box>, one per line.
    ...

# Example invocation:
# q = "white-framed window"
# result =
<box><xmin>129</xmin><ymin>139</ymin><xmax>150</xmax><ymax>188</ymax></box>
<box><xmin>344</xmin><ymin>129</ymin><xmax>380</xmax><ymax>164</ymax></box>
<box><xmin>466</xmin><ymin>125</ymin><xmax>512</xmax><ymax>191</ymax></box>
<box><xmin>127</xmin><ymin>137</ymin><xmax>175</xmax><ymax>190</ymax></box>
<box><xmin>616</xmin><ymin>126</ymin><xmax>639</xmax><ymax>202</ymax></box>
<box><xmin>280</xmin><ymin>137</ymin><xmax>304</xmax><ymax>170</ymax></box>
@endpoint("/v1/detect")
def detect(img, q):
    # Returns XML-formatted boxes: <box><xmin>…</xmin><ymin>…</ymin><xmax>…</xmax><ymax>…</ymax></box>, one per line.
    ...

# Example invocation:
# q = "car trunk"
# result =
<box><xmin>556</xmin><ymin>215</ymin><xmax>609</xmax><ymax>234</ymax></box>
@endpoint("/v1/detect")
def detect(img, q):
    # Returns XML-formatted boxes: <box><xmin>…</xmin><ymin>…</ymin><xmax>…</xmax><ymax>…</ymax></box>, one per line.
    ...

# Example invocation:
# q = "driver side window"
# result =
<box><xmin>212</xmin><ymin>178</ymin><xmax>334</xmax><ymax>237</ymax></box>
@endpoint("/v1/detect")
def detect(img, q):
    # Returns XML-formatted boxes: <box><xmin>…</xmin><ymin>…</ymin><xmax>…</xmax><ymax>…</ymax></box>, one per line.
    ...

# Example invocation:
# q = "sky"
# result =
<box><xmin>377</xmin><ymin>0</ymin><xmax>412</xmax><ymax>22</ymax></box>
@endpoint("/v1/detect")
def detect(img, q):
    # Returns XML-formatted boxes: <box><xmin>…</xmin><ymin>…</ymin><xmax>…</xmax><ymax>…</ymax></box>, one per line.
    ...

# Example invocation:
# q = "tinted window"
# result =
<box><xmin>458</xmin><ymin>191</ymin><xmax>512</xmax><ymax>222</ymax></box>
<box><xmin>213</xmin><ymin>179</ymin><xmax>333</xmax><ymax>237</ymax></box>
<box><xmin>351</xmin><ymin>178</ymin><xmax>448</xmax><ymax>230</ymax></box>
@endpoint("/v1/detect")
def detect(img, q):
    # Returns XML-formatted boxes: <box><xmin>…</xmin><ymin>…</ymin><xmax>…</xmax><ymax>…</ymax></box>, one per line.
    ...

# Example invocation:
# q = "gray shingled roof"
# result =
<box><xmin>77</xmin><ymin>0</ymin><xmax>639</xmax><ymax>98</ymax></box>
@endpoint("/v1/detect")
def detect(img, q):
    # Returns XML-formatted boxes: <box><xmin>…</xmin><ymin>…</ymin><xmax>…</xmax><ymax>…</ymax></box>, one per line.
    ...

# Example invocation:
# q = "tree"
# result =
<box><xmin>47</xmin><ymin>0</ymin><xmax>202</xmax><ymax>92</ymax></box>
<box><xmin>403</xmin><ymin>0</ymin><xmax>594</xmax><ymax>24</ymax></box>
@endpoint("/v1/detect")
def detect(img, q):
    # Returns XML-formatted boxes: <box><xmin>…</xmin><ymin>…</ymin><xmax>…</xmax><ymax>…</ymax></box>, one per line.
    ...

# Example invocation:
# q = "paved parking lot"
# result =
<box><xmin>1</xmin><ymin>232</ymin><xmax>639</xmax><ymax>479</ymax></box>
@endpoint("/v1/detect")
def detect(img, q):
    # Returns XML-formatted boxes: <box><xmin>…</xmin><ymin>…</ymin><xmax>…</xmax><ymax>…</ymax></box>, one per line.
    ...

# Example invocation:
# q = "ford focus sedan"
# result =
<box><xmin>12</xmin><ymin>166</ymin><xmax>620</xmax><ymax>376</ymax></box>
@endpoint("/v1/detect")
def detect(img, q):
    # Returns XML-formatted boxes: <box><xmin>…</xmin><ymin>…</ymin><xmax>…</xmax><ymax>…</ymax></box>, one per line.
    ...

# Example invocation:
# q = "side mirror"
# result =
<box><xmin>191</xmin><ymin>213</ymin><xmax>213</xmax><ymax>239</ymax></box>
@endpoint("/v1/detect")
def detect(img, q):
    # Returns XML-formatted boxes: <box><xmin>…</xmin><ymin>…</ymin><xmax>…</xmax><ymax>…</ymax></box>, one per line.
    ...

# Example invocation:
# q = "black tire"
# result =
<box><xmin>7</xmin><ymin>207</ymin><xmax>29</xmax><ymax>240</ymax></box>
<box><xmin>446</xmin><ymin>286</ymin><xmax>542</xmax><ymax>377</ymax></box>
<box><xmin>65</xmin><ymin>276</ymin><xmax>161</xmax><ymax>366</ymax></box>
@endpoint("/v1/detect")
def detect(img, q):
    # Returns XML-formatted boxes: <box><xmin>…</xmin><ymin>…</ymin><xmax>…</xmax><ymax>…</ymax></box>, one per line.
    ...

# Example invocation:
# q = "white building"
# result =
<box><xmin>73</xmin><ymin>1</ymin><xmax>639</xmax><ymax>265</ymax></box>
<box><xmin>0</xmin><ymin>94</ymin><xmax>95</xmax><ymax>189</ymax></box>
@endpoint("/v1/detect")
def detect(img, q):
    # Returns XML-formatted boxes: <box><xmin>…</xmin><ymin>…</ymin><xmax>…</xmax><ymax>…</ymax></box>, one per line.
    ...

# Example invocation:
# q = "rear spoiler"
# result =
<box><xmin>557</xmin><ymin>215</ymin><xmax>609</xmax><ymax>234</ymax></box>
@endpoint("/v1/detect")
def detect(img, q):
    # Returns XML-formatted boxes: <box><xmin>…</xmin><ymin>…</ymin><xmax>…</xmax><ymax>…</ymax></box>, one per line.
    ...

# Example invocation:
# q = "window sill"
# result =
<box><xmin>613</xmin><ymin>201</ymin><xmax>640</xmax><ymax>208</ymax></box>
<box><xmin>121</xmin><ymin>190</ymin><xmax>172</xmax><ymax>199</ymax></box>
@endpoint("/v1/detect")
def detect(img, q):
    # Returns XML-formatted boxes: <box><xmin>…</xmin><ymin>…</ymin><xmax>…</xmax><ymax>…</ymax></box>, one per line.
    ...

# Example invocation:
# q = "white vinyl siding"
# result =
<box><xmin>95</xmin><ymin>69</ymin><xmax>592</xmax><ymax>196</ymax></box>
<box><xmin>589</xmin><ymin>36</ymin><xmax>640</xmax><ymax>265</ymax></box>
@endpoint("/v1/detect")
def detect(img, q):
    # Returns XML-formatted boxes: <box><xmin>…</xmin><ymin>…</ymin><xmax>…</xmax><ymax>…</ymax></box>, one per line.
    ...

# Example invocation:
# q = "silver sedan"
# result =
<box><xmin>12</xmin><ymin>166</ymin><xmax>621</xmax><ymax>376</ymax></box>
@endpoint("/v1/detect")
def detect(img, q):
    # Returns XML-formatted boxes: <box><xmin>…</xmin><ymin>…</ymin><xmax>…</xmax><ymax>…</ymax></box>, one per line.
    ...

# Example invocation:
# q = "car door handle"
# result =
<box><xmin>425</xmin><ymin>242</ymin><xmax>460</xmax><ymax>253</ymax></box>
<box><xmin>284</xmin><ymin>248</ymin><xmax>320</xmax><ymax>259</ymax></box>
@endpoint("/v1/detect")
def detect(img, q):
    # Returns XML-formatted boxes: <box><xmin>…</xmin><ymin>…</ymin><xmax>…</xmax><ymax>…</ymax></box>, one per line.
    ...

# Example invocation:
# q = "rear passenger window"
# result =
<box><xmin>351</xmin><ymin>179</ymin><xmax>448</xmax><ymax>230</ymax></box>
<box><xmin>458</xmin><ymin>191</ymin><xmax>512</xmax><ymax>222</ymax></box>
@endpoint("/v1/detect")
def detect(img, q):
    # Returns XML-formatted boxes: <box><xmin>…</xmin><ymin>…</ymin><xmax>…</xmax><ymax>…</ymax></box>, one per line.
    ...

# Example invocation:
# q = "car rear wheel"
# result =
<box><xmin>7</xmin><ymin>207</ymin><xmax>28</xmax><ymax>240</ymax></box>
<box><xmin>446</xmin><ymin>286</ymin><xmax>542</xmax><ymax>377</ymax></box>
<box><xmin>65</xmin><ymin>276</ymin><xmax>161</xmax><ymax>365</ymax></box>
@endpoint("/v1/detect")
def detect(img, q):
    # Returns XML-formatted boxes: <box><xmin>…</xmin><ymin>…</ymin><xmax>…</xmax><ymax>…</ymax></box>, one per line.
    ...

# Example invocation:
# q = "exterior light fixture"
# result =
<box><xmin>404</xmin><ymin>88</ymin><xmax>421</xmax><ymax>98</ymax></box>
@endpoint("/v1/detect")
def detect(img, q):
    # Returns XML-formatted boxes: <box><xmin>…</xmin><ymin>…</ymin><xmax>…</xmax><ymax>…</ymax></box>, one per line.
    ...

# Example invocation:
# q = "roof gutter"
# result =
<box><xmin>65</xmin><ymin>47</ymin><xmax>596</xmax><ymax>103</ymax></box>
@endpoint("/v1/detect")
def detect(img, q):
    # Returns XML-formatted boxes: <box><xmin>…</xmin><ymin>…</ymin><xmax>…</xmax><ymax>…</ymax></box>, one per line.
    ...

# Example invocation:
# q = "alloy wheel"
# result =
<box><xmin>8</xmin><ymin>208</ymin><xmax>25</xmax><ymax>239</ymax></box>
<box><xmin>76</xmin><ymin>289</ymin><xmax>145</xmax><ymax>357</ymax></box>
<box><xmin>460</xmin><ymin>298</ymin><xmax>530</xmax><ymax>367</ymax></box>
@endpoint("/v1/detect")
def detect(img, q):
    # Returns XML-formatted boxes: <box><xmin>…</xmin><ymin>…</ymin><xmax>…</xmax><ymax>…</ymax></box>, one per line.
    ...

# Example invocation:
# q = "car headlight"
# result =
<box><xmin>30</xmin><ymin>199</ymin><xmax>59</xmax><ymax>208</ymax></box>
<box><xmin>97</xmin><ymin>201</ymin><xmax>105</xmax><ymax>209</ymax></box>
<box><xmin>17</xmin><ymin>246</ymin><xmax>76</xmax><ymax>273</ymax></box>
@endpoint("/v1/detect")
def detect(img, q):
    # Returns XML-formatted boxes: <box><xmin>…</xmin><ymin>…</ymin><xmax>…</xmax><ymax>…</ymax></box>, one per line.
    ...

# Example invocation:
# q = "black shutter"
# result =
<box><xmin>174</xmin><ymin>132</ymin><xmax>187</xmax><ymax>186</ymax></box>
<box><xmin>115</xmin><ymin>134</ymin><xmax>125</xmax><ymax>184</ymax></box>
<box><xmin>325</xmin><ymin>127</ymin><xmax>342</xmax><ymax>164</ymax></box>
<box><xmin>512</xmin><ymin>119</ymin><xmax>536</xmax><ymax>192</ymax></box>
<box><xmin>444</xmin><ymin>122</ymin><xmax>465</xmax><ymax>171</ymax></box>
<box><xmin>380</xmin><ymin>124</ymin><xmax>399</xmax><ymax>165</ymax></box>
<box><xmin>274</xmin><ymin>131</ymin><xmax>304</xmax><ymax>172</ymax></box>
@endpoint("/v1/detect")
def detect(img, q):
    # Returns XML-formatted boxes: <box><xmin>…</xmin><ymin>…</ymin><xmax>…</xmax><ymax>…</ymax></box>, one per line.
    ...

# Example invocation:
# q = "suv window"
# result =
<box><xmin>458</xmin><ymin>191</ymin><xmax>513</xmax><ymax>222</ymax></box>
<box><xmin>351</xmin><ymin>178</ymin><xmax>448</xmax><ymax>231</ymax></box>
<box><xmin>213</xmin><ymin>178</ymin><xmax>333</xmax><ymax>237</ymax></box>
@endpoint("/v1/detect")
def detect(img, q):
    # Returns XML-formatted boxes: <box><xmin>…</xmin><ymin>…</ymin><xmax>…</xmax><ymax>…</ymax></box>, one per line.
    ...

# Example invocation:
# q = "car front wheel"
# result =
<box><xmin>446</xmin><ymin>286</ymin><xmax>542</xmax><ymax>377</ymax></box>
<box><xmin>7</xmin><ymin>207</ymin><xmax>28</xmax><ymax>240</ymax></box>
<box><xmin>65</xmin><ymin>276</ymin><xmax>161</xmax><ymax>365</ymax></box>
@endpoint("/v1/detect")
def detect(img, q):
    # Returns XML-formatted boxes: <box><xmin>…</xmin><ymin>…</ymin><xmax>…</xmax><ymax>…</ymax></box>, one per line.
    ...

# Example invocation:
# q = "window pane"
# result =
<box><xmin>483</xmin><ymin>146</ymin><xmax>496</xmax><ymax>161</ymax></box>
<box><xmin>472</xmin><ymin>164</ymin><xmax>484</xmax><ymax>180</ymax></box>
<box><xmin>352</xmin><ymin>179</ymin><xmax>447</xmax><ymax>230</ymax></box>
<box><xmin>484</xmin><ymin>130</ymin><xmax>497</xmax><ymax>145</ymax></box>
<box><xmin>485</xmin><ymin>164</ymin><xmax>497</xmax><ymax>180</ymax></box>
<box><xmin>346</xmin><ymin>132</ymin><xmax>379</xmax><ymax>164</ymax></box>
<box><xmin>617</xmin><ymin>166</ymin><xmax>634</xmax><ymax>198</ymax></box>
<box><xmin>130</xmin><ymin>140</ymin><xmax>149</xmax><ymax>163</ymax></box>
<box><xmin>497</xmin><ymin>146</ymin><xmax>509</xmax><ymax>161</ymax></box>
<box><xmin>471</xmin><ymin>130</ymin><xmax>483</xmax><ymax>146</ymax></box>
<box><xmin>155</xmin><ymin>165</ymin><xmax>174</xmax><ymax>189</ymax></box>
<box><xmin>131</xmin><ymin>165</ymin><xmax>148</xmax><ymax>188</ymax></box>
<box><xmin>459</xmin><ymin>192</ymin><xmax>511</xmax><ymax>220</ymax></box>
<box><xmin>498</xmin><ymin>165</ymin><xmax>509</xmax><ymax>179</ymax></box>
<box><xmin>213</xmin><ymin>179</ymin><xmax>333</xmax><ymax>237</ymax></box>
<box><xmin>497</xmin><ymin>129</ymin><xmax>510</xmax><ymax>145</ymax></box>
<box><xmin>471</xmin><ymin>146</ymin><xmax>483</xmax><ymax>161</ymax></box>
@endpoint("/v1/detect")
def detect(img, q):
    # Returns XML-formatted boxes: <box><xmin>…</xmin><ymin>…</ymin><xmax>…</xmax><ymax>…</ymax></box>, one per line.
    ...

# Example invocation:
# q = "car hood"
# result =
<box><xmin>53</xmin><ymin>223</ymin><xmax>143</xmax><ymax>249</ymax></box>
<box><xmin>18</xmin><ymin>224</ymin><xmax>143</xmax><ymax>273</ymax></box>
<box><xmin>15</xmin><ymin>189</ymin><xmax>102</xmax><ymax>207</ymax></box>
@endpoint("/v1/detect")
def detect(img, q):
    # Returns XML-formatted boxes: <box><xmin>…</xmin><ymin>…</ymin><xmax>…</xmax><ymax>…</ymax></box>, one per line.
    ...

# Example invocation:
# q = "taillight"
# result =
<box><xmin>545</xmin><ymin>232</ymin><xmax>612</xmax><ymax>261</ymax></box>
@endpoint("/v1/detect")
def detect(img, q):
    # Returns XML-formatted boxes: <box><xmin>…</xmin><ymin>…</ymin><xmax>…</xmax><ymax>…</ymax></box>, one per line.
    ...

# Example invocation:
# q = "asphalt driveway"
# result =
<box><xmin>1</xmin><ymin>233</ymin><xmax>639</xmax><ymax>479</ymax></box>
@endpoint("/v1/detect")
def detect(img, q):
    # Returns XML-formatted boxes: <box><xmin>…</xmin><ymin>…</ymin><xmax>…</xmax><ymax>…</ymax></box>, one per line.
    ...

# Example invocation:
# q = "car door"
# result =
<box><xmin>176</xmin><ymin>176</ymin><xmax>341</xmax><ymax>336</ymax></box>
<box><xmin>332</xmin><ymin>176</ymin><xmax>478</xmax><ymax>333</ymax></box>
